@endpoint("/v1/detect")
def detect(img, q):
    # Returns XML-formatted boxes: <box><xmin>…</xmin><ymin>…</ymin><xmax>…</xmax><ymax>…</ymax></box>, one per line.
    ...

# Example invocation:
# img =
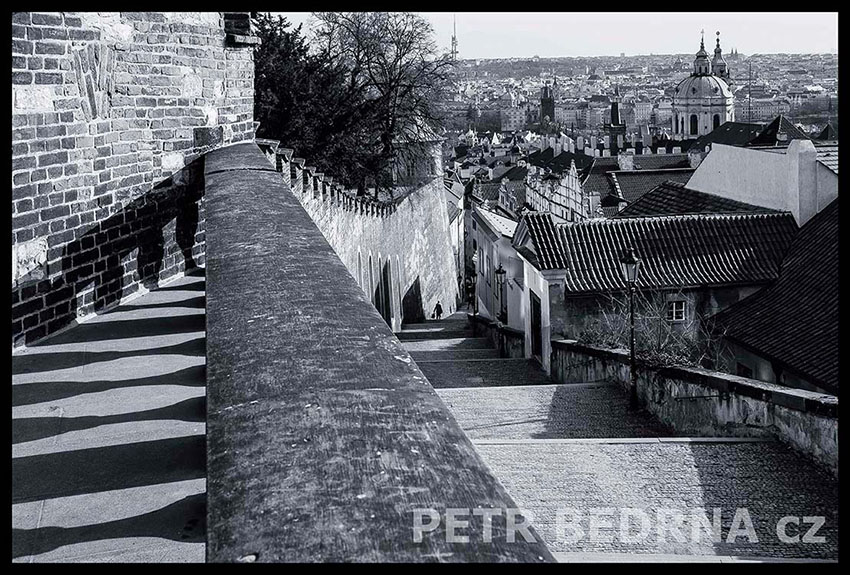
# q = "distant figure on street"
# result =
<box><xmin>433</xmin><ymin>301</ymin><xmax>443</xmax><ymax>320</ymax></box>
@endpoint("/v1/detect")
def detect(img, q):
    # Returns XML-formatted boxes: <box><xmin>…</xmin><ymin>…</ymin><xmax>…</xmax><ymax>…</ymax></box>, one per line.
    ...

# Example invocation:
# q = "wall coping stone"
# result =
<box><xmin>204</xmin><ymin>142</ymin><xmax>554</xmax><ymax>563</ymax></box>
<box><xmin>551</xmin><ymin>338</ymin><xmax>838</xmax><ymax>418</ymax></box>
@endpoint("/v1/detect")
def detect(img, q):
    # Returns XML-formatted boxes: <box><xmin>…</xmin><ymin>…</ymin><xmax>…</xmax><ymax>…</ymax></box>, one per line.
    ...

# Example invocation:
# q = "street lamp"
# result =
<box><xmin>494</xmin><ymin>263</ymin><xmax>506</xmax><ymax>323</ymax></box>
<box><xmin>619</xmin><ymin>247</ymin><xmax>642</xmax><ymax>410</ymax></box>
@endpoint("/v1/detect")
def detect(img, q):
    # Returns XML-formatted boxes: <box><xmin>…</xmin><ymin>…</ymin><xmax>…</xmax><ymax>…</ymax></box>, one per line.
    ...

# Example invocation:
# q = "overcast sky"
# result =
<box><xmin>275</xmin><ymin>12</ymin><xmax>838</xmax><ymax>59</ymax></box>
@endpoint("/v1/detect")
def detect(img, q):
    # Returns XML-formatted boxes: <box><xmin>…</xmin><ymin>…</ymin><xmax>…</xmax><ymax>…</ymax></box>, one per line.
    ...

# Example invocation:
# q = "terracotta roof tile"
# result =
<box><xmin>556</xmin><ymin>212</ymin><xmax>797</xmax><ymax>294</ymax></box>
<box><xmin>714</xmin><ymin>199</ymin><xmax>838</xmax><ymax>394</ymax></box>
<box><xmin>614</xmin><ymin>181</ymin><xmax>780</xmax><ymax>218</ymax></box>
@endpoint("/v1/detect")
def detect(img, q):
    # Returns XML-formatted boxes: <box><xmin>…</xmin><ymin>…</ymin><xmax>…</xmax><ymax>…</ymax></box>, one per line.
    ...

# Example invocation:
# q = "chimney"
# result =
<box><xmin>789</xmin><ymin>139</ymin><xmax>819</xmax><ymax>225</ymax></box>
<box><xmin>602</xmin><ymin>149</ymin><xmax>611</xmax><ymax>157</ymax></box>
<box><xmin>554</xmin><ymin>142</ymin><xmax>562</xmax><ymax>155</ymax></box>
<box><xmin>576</xmin><ymin>135</ymin><xmax>584</xmax><ymax>149</ymax></box>
<box><xmin>617</xmin><ymin>151</ymin><xmax>635</xmax><ymax>171</ymax></box>
<box><xmin>671</xmin><ymin>146</ymin><xmax>682</xmax><ymax>154</ymax></box>
<box><xmin>604</xmin><ymin>135</ymin><xmax>611</xmax><ymax>149</ymax></box>
<box><xmin>688</xmin><ymin>149</ymin><xmax>703</xmax><ymax>169</ymax></box>
<box><xmin>594</xmin><ymin>148</ymin><xmax>601</xmax><ymax>157</ymax></box>
<box><xmin>590</xmin><ymin>135</ymin><xmax>597</xmax><ymax>150</ymax></box>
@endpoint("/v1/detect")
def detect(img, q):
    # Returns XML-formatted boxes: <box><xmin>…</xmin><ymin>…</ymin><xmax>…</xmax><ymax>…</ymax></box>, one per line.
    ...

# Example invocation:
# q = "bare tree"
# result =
<box><xmin>312</xmin><ymin>12</ymin><xmax>455</xmax><ymax>197</ymax></box>
<box><xmin>576</xmin><ymin>289</ymin><xmax>730</xmax><ymax>369</ymax></box>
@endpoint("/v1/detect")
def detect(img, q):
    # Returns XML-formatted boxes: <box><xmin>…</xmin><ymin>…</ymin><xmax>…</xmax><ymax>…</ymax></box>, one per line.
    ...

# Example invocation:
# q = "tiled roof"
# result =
<box><xmin>814</xmin><ymin>123</ymin><xmax>836</xmax><ymax>141</ymax></box>
<box><xmin>689</xmin><ymin>121</ymin><xmax>764</xmax><ymax>152</ymax></box>
<box><xmin>520</xmin><ymin>212</ymin><xmax>569</xmax><ymax>270</ymax></box>
<box><xmin>713</xmin><ymin>199</ymin><xmax>838</xmax><ymax>394</ymax></box>
<box><xmin>815</xmin><ymin>143</ymin><xmax>838</xmax><ymax>174</ymax></box>
<box><xmin>476</xmin><ymin>206</ymin><xmax>518</xmax><ymax>239</ymax></box>
<box><xmin>526</xmin><ymin>147</ymin><xmax>555</xmax><ymax>167</ymax></box>
<box><xmin>608</xmin><ymin>168</ymin><xmax>695</xmax><ymax>204</ymax></box>
<box><xmin>582</xmin><ymin>154</ymin><xmax>691</xmax><ymax>199</ymax></box>
<box><xmin>473</xmin><ymin>181</ymin><xmax>502</xmax><ymax>202</ymax></box>
<box><xmin>556</xmin><ymin>212</ymin><xmax>798</xmax><ymax>293</ymax></box>
<box><xmin>614</xmin><ymin>181</ymin><xmax>780</xmax><ymax>218</ymax></box>
<box><xmin>500</xmin><ymin>165</ymin><xmax>528</xmax><ymax>181</ymax></box>
<box><xmin>545</xmin><ymin>150</ymin><xmax>595</xmax><ymax>174</ymax></box>
<box><xmin>446</xmin><ymin>202</ymin><xmax>461</xmax><ymax>223</ymax></box>
<box><xmin>746</xmin><ymin>115</ymin><xmax>811</xmax><ymax>147</ymax></box>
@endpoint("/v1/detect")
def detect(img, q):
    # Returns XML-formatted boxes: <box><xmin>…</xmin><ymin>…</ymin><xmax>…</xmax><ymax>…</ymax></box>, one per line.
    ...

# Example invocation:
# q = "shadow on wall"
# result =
<box><xmin>373</xmin><ymin>259</ymin><xmax>393</xmax><ymax>327</ymax></box>
<box><xmin>12</xmin><ymin>156</ymin><xmax>206</xmax><ymax>347</ymax></box>
<box><xmin>401</xmin><ymin>275</ymin><xmax>425</xmax><ymax>324</ymax></box>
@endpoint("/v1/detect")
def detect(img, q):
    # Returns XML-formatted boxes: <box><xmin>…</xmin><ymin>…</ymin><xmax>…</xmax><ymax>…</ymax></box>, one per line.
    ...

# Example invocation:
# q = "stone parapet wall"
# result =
<box><xmin>467</xmin><ymin>313</ymin><xmax>525</xmax><ymax>358</ymax></box>
<box><xmin>203</xmin><ymin>142</ymin><xmax>554</xmax><ymax>562</ymax></box>
<box><xmin>254</xmin><ymin>143</ymin><xmax>459</xmax><ymax>332</ymax></box>
<box><xmin>12</xmin><ymin>12</ymin><xmax>255</xmax><ymax>348</ymax></box>
<box><xmin>550</xmin><ymin>339</ymin><xmax>839</xmax><ymax>477</ymax></box>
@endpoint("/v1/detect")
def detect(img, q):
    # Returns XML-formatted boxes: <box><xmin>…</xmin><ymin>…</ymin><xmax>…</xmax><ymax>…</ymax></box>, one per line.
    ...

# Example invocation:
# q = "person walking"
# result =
<box><xmin>433</xmin><ymin>300</ymin><xmax>443</xmax><ymax>320</ymax></box>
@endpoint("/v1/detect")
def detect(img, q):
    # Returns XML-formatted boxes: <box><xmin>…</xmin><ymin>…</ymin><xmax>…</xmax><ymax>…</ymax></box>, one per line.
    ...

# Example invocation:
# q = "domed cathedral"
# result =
<box><xmin>672</xmin><ymin>31</ymin><xmax>735</xmax><ymax>140</ymax></box>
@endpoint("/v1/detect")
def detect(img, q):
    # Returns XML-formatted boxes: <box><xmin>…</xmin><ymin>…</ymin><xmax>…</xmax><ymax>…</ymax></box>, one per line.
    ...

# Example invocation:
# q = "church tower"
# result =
<box><xmin>671</xmin><ymin>31</ymin><xmax>735</xmax><ymax>140</ymax></box>
<box><xmin>712</xmin><ymin>31</ymin><xmax>732</xmax><ymax>86</ymax></box>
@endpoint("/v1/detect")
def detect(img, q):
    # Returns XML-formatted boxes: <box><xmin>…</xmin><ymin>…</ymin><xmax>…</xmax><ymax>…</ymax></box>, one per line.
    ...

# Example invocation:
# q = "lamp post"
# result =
<box><xmin>494</xmin><ymin>263</ymin><xmax>506</xmax><ymax>323</ymax></box>
<box><xmin>619</xmin><ymin>247</ymin><xmax>642</xmax><ymax>410</ymax></box>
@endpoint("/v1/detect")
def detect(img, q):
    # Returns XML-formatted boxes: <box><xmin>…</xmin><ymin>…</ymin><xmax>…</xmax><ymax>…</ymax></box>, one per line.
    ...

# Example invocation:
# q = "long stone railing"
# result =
<box><xmin>550</xmin><ymin>339</ymin><xmax>839</xmax><ymax>477</ymax></box>
<box><xmin>203</xmin><ymin>141</ymin><xmax>554</xmax><ymax>562</ymax></box>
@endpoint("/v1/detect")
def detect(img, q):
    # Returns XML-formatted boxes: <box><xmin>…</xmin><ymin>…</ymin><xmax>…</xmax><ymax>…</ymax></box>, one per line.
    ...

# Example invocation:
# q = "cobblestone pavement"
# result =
<box><xmin>12</xmin><ymin>270</ymin><xmax>206</xmax><ymax>563</ymax></box>
<box><xmin>401</xmin><ymin>315</ymin><xmax>840</xmax><ymax>561</ymax></box>
<box><xmin>436</xmin><ymin>383</ymin><xmax>677</xmax><ymax>439</ymax></box>
<box><xmin>475</xmin><ymin>441</ymin><xmax>839</xmax><ymax>559</ymax></box>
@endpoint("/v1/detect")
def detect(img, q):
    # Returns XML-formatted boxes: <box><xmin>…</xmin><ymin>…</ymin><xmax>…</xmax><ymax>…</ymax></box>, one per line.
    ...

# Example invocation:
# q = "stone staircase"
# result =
<box><xmin>398</xmin><ymin>312</ymin><xmax>839</xmax><ymax>562</ymax></box>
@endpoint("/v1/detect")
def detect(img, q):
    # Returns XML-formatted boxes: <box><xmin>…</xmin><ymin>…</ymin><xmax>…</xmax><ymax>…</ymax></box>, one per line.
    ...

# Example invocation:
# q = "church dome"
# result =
<box><xmin>674</xmin><ymin>74</ymin><xmax>733</xmax><ymax>102</ymax></box>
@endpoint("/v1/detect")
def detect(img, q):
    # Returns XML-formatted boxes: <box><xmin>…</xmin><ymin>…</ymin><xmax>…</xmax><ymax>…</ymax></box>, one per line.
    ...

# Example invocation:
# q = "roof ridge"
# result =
<box><xmin>558</xmin><ymin>210</ymin><xmax>794</xmax><ymax>226</ymax></box>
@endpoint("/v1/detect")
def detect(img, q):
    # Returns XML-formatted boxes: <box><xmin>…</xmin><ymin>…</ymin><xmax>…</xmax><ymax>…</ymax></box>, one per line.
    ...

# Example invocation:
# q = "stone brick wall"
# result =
<box><xmin>550</xmin><ymin>339</ymin><xmax>839</xmax><ymax>477</ymax></box>
<box><xmin>11</xmin><ymin>12</ymin><xmax>255</xmax><ymax>348</ymax></box>
<box><xmin>261</xmin><ymin>146</ymin><xmax>459</xmax><ymax>332</ymax></box>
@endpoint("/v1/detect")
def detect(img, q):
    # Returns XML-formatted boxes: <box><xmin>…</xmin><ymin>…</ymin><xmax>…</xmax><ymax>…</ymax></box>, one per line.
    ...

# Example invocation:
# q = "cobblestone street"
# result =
<box><xmin>402</xmin><ymin>313</ymin><xmax>839</xmax><ymax>561</ymax></box>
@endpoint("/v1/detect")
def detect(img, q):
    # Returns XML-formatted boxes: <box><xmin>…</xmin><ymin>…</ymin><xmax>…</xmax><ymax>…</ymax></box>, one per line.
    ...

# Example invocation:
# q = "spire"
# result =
<box><xmin>451</xmin><ymin>14</ymin><xmax>458</xmax><ymax>61</ymax></box>
<box><xmin>715</xmin><ymin>30</ymin><xmax>721</xmax><ymax>53</ymax></box>
<box><xmin>693</xmin><ymin>30</ymin><xmax>711</xmax><ymax>75</ymax></box>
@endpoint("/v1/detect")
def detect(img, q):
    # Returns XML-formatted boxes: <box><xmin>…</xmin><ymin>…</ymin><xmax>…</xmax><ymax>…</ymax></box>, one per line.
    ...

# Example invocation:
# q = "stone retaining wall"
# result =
<box><xmin>468</xmin><ymin>313</ymin><xmax>525</xmax><ymax>359</ymax></box>
<box><xmin>550</xmin><ymin>339</ymin><xmax>839</xmax><ymax>477</ymax></box>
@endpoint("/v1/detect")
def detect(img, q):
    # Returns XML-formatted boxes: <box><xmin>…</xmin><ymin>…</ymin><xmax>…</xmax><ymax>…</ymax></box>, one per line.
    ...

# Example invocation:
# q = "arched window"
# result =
<box><xmin>689</xmin><ymin>114</ymin><xmax>698</xmax><ymax>135</ymax></box>
<box><xmin>713</xmin><ymin>114</ymin><xmax>721</xmax><ymax>129</ymax></box>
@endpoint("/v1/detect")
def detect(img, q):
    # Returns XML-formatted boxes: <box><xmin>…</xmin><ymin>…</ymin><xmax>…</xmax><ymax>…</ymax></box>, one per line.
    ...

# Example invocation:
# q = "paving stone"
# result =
<box><xmin>437</xmin><ymin>383</ymin><xmax>677</xmax><ymax>439</ymax></box>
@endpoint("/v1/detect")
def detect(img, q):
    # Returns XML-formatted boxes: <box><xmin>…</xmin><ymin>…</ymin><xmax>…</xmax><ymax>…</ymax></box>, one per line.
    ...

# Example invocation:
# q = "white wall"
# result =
<box><xmin>522</xmin><ymin>259</ymin><xmax>552</xmax><ymax>373</ymax></box>
<box><xmin>687</xmin><ymin>140</ymin><xmax>829</xmax><ymax>225</ymax></box>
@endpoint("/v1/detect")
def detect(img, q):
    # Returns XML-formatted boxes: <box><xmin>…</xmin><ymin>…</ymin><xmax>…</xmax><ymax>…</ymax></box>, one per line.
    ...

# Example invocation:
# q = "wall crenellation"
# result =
<box><xmin>254</xmin><ymin>139</ymin><xmax>459</xmax><ymax>329</ymax></box>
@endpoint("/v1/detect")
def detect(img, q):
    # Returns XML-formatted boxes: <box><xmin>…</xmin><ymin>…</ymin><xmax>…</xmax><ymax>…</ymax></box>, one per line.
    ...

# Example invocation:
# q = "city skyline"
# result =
<box><xmin>277</xmin><ymin>12</ymin><xmax>838</xmax><ymax>59</ymax></box>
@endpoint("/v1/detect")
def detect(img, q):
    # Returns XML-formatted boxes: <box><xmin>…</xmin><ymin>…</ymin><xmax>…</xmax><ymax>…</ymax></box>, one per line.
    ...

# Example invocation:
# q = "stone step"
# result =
<box><xmin>396</xmin><ymin>328</ymin><xmax>473</xmax><ymax>341</ymax></box>
<box><xmin>474</xmin><ymin>439</ymin><xmax>839</xmax><ymax>559</ymax></box>
<box><xmin>410</xmin><ymin>348</ymin><xmax>501</xmax><ymax>361</ymax></box>
<box><xmin>436</xmin><ymin>383</ymin><xmax>676</xmax><ymax>440</ymax></box>
<box><xmin>401</xmin><ymin>337</ymin><xmax>493</xmax><ymax>352</ymax></box>
<box><xmin>417</xmin><ymin>358</ymin><xmax>551</xmax><ymax>389</ymax></box>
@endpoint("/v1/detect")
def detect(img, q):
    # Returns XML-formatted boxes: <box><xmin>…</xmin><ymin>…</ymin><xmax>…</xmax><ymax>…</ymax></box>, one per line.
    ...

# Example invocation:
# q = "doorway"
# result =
<box><xmin>530</xmin><ymin>290</ymin><xmax>542</xmax><ymax>360</ymax></box>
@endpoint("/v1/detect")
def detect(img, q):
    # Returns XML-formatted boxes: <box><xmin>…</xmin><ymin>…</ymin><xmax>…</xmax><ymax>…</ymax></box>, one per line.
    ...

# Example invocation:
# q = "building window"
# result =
<box><xmin>736</xmin><ymin>362</ymin><xmax>753</xmax><ymax>378</ymax></box>
<box><xmin>667</xmin><ymin>300</ymin><xmax>686</xmax><ymax>322</ymax></box>
<box><xmin>689</xmin><ymin>114</ymin><xmax>698</xmax><ymax>135</ymax></box>
<box><xmin>472</xmin><ymin>220</ymin><xmax>477</xmax><ymax>230</ymax></box>
<box><xmin>713</xmin><ymin>114</ymin><xmax>721</xmax><ymax>129</ymax></box>
<box><xmin>472</xmin><ymin>238</ymin><xmax>477</xmax><ymax>251</ymax></box>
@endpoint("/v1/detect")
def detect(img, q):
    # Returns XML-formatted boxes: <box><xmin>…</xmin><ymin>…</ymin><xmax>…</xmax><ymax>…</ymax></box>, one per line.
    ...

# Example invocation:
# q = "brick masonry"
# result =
<box><xmin>11</xmin><ymin>12</ymin><xmax>255</xmax><ymax>348</ymax></box>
